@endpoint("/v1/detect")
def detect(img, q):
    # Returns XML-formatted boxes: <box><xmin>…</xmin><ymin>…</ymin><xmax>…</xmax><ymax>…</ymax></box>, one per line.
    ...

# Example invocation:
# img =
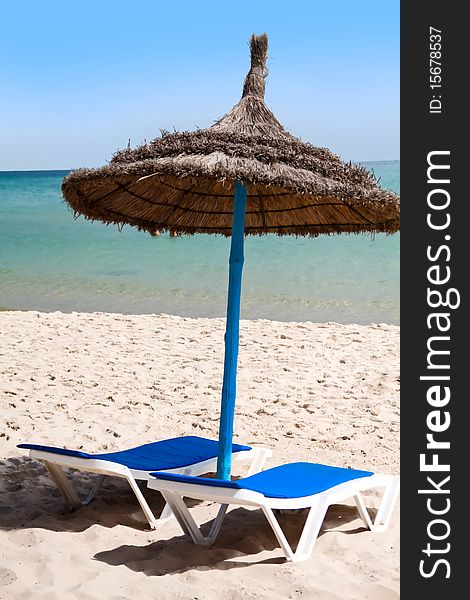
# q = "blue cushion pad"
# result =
<box><xmin>152</xmin><ymin>462</ymin><xmax>373</xmax><ymax>499</ymax></box>
<box><xmin>17</xmin><ymin>436</ymin><xmax>251</xmax><ymax>471</ymax></box>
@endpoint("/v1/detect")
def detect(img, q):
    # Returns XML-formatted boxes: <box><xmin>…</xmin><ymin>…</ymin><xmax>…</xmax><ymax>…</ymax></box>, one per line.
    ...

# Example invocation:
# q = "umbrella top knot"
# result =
<box><xmin>242</xmin><ymin>33</ymin><xmax>269</xmax><ymax>99</ymax></box>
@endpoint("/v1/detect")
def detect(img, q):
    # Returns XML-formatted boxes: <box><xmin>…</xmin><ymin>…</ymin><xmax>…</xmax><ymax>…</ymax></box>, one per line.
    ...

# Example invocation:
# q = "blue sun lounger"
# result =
<box><xmin>148</xmin><ymin>462</ymin><xmax>399</xmax><ymax>562</ymax></box>
<box><xmin>18</xmin><ymin>435</ymin><xmax>271</xmax><ymax>529</ymax></box>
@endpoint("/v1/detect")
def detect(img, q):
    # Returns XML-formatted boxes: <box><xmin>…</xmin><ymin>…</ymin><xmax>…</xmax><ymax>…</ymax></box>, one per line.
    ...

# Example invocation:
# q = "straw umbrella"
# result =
<box><xmin>62</xmin><ymin>34</ymin><xmax>400</xmax><ymax>480</ymax></box>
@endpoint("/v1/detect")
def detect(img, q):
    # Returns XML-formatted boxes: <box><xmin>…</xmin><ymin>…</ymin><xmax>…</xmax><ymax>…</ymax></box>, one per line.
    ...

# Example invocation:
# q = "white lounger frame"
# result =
<box><xmin>148</xmin><ymin>472</ymin><xmax>400</xmax><ymax>562</ymax></box>
<box><xmin>25</xmin><ymin>446</ymin><xmax>271</xmax><ymax>530</ymax></box>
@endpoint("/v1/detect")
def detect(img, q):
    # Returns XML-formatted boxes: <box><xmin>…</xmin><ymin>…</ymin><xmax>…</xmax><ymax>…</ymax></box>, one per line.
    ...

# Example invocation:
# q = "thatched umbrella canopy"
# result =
<box><xmin>62</xmin><ymin>34</ymin><xmax>399</xmax><ymax>481</ymax></box>
<box><xmin>62</xmin><ymin>34</ymin><xmax>399</xmax><ymax>238</ymax></box>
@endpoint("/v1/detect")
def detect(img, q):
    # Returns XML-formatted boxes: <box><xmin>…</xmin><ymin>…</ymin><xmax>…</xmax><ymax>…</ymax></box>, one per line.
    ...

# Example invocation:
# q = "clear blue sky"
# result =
<box><xmin>0</xmin><ymin>0</ymin><xmax>399</xmax><ymax>170</ymax></box>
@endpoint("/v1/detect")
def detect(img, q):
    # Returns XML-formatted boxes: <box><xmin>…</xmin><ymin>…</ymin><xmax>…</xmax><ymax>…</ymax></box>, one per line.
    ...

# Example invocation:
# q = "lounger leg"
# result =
<box><xmin>262</xmin><ymin>507</ymin><xmax>296</xmax><ymax>561</ymax></box>
<box><xmin>161</xmin><ymin>493</ymin><xmax>206</xmax><ymax>543</ymax></box>
<box><xmin>158</xmin><ymin>501</ymin><xmax>175</xmax><ymax>523</ymax></box>
<box><xmin>263</xmin><ymin>500</ymin><xmax>328</xmax><ymax>563</ymax></box>
<box><xmin>43</xmin><ymin>461</ymin><xmax>81</xmax><ymax>510</ymax></box>
<box><xmin>125</xmin><ymin>474</ymin><xmax>159</xmax><ymax>530</ymax></box>
<box><xmin>161</xmin><ymin>493</ymin><xmax>228</xmax><ymax>546</ymax></box>
<box><xmin>82</xmin><ymin>475</ymin><xmax>106</xmax><ymax>506</ymax></box>
<box><xmin>246</xmin><ymin>448</ymin><xmax>271</xmax><ymax>476</ymax></box>
<box><xmin>373</xmin><ymin>476</ymin><xmax>400</xmax><ymax>529</ymax></box>
<box><xmin>125</xmin><ymin>482</ymin><xmax>181</xmax><ymax>528</ymax></box>
<box><xmin>206</xmin><ymin>503</ymin><xmax>229</xmax><ymax>543</ymax></box>
<box><xmin>44</xmin><ymin>462</ymin><xmax>160</xmax><ymax>529</ymax></box>
<box><xmin>354</xmin><ymin>476</ymin><xmax>400</xmax><ymax>533</ymax></box>
<box><xmin>354</xmin><ymin>492</ymin><xmax>374</xmax><ymax>530</ymax></box>
<box><xmin>294</xmin><ymin>499</ymin><xmax>329</xmax><ymax>560</ymax></box>
<box><xmin>43</xmin><ymin>464</ymin><xmax>107</xmax><ymax>509</ymax></box>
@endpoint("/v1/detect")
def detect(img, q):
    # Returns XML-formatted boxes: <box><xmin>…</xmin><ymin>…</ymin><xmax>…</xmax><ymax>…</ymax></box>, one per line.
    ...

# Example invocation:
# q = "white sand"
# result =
<box><xmin>0</xmin><ymin>311</ymin><xmax>399</xmax><ymax>599</ymax></box>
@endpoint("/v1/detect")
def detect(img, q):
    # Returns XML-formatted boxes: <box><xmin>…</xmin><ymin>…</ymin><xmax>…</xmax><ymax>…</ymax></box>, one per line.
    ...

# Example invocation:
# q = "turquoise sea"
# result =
<box><xmin>0</xmin><ymin>162</ymin><xmax>399</xmax><ymax>324</ymax></box>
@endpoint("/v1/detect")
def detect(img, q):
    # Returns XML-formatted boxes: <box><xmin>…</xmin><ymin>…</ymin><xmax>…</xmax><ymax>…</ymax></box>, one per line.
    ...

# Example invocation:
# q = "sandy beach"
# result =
<box><xmin>0</xmin><ymin>311</ymin><xmax>399</xmax><ymax>599</ymax></box>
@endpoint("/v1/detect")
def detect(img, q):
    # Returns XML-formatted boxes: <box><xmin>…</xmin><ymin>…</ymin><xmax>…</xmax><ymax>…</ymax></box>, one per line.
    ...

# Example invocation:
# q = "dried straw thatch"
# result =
<box><xmin>62</xmin><ymin>34</ymin><xmax>399</xmax><ymax>237</ymax></box>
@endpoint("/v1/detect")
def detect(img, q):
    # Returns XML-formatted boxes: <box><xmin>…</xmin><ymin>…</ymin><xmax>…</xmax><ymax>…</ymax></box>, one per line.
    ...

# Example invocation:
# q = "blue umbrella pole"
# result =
<box><xmin>216</xmin><ymin>180</ymin><xmax>247</xmax><ymax>480</ymax></box>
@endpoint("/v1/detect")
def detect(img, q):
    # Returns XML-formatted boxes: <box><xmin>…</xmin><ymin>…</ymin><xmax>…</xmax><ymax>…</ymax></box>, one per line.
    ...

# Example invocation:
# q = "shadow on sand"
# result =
<box><xmin>1</xmin><ymin>455</ymin><xmax>373</xmax><ymax>572</ymax></box>
<box><xmin>93</xmin><ymin>503</ymin><xmax>372</xmax><ymax>574</ymax></box>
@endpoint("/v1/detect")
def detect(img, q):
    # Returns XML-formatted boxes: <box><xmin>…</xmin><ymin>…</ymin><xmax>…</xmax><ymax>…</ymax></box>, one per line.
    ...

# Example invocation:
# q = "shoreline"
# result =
<box><xmin>0</xmin><ymin>308</ymin><xmax>400</xmax><ymax>327</ymax></box>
